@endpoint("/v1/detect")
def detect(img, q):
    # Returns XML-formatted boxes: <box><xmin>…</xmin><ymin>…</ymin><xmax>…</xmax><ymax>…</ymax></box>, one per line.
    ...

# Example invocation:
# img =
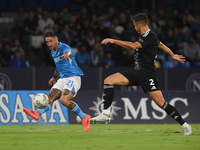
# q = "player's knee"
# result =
<box><xmin>60</xmin><ymin>96</ymin><xmax>71</xmax><ymax>106</ymax></box>
<box><xmin>60</xmin><ymin>96</ymin><xmax>65</xmax><ymax>105</ymax></box>
<box><xmin>104</xmin><ymin>76</ymin><xmax>112</xmax><ymax>85</ymax></box>
<box><xmin>48</xmin><ymin>96</ymin><xmax>56</xmax><ymax>106</ymax></box>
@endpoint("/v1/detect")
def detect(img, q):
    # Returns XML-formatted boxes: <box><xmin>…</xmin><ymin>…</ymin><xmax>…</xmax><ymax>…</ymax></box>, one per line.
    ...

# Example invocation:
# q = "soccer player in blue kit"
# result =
<box><xmin>23</xmin><ymin>31</ymin><xmax>90</xmax><ymax>132</ymax></box>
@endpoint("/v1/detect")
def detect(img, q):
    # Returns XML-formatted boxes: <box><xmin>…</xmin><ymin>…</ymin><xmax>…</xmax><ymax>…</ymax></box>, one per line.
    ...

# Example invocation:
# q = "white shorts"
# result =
<box><xmin>51</xmin><ymin>76</ymin><xmax>81</xmax><ymax>96</ymax></box>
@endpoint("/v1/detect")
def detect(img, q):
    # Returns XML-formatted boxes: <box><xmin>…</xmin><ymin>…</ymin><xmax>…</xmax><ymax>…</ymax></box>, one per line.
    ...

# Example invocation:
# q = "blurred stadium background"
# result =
<box><xmin>0</xmin><ymin>0</ymin><xmax>200</xmax><ymax>125</ymax></box>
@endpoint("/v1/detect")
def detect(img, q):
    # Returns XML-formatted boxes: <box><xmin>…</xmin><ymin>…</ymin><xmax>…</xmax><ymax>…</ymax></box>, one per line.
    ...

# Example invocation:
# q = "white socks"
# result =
<box><xmin>103</xmin><ymin>109</ymin><xmax>111</xmax><ymax>115</ymax></box>
<box><xmin>182</xmin><ymin>122</ymin><xmax>188</xmax><ymax>128</ymax></box>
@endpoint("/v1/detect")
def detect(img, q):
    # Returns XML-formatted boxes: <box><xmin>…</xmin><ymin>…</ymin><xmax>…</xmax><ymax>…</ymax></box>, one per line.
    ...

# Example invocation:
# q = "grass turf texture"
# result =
<box><xmin>0</xmin><ymin>124</ymin><xmax>199</xmax><ymax>150</ymax></box>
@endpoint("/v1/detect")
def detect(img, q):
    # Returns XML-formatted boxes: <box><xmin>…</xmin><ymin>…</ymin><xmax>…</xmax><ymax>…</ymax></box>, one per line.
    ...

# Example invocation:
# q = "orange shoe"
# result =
<box><xmin>23</xmin><ymin>108</ymin><xmax>40</xmax><ymax>121</ymax></box>
<box><xmin>82</xmin><ymin>114</ymin><xmax>91</xmax><ymax>132</ymax></box>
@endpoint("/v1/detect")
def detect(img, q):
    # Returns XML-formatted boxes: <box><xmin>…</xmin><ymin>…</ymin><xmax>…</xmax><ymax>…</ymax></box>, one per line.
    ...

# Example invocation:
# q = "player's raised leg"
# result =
<box><xmin>60</xmin><ymin>89</ymin><xmax>90</xmax><ymax>132</ymax></box>
<box><xmin>90</xmin><ymin>73</ymin><xmax>129</xmax><ymax>123</ymax></box>
<box><xmin>148</xmin><ymin>90</ymin><xmax>192</xmax><ymax>135</ymax></box>
<box><xmin>23</xmin><ymin>88</ymin><xmax>62</xmax><ymax>121</ymax></box>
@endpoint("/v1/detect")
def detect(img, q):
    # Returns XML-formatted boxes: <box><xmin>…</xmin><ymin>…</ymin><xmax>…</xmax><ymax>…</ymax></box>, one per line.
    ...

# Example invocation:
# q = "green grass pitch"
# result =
<box><xmin>0</xmin><ymin>124</ymin><xmax>199</xmax><ymax>150</ymax></box>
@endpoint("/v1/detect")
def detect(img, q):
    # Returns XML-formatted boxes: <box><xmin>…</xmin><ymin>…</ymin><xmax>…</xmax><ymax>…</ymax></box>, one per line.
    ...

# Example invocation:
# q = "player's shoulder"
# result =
<box><xmin>149</xmin><ymin>30</ymin><xmax>158</xmax><ymax>39</ymax></box>
<box><xmin>60</xmin><ymin>42</ymin><xmax>70</xmax><ymax>48</ymax></box>
<box><xmin>60</xmin><ymin>42</ymin><xmax>72</xmax><ymax>51</ymax></box>
<box><xmin>150</xmin><ymin>30</ymin><xmax>157</xmax><ymax>37</ymax></box>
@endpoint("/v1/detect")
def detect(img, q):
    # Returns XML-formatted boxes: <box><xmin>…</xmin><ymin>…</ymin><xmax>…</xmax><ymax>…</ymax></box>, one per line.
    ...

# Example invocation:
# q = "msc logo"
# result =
<box><xmin>89</xmin><ymin>97</ymin><xmax>121</xmax><ymax>119</ymax></box>
<box><xmin>0</xmin><ymin>73</ymin><xmax>12</xmax><ymax>90</ymax></box>
<box><xmin>186</xmin><ymin>73</ymin><xmax>200</xmax><ymax>91</ymax></box>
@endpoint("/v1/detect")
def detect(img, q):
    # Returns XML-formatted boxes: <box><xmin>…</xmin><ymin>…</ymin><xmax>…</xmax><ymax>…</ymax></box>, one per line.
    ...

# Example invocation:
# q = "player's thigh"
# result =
<box><xmin>148</xmin><ymin>90</ymin><xmax>165</xmax><ymax>107</ymax></box>
<box><xmin>104</xmin><ymin>73</ymin><xmax>129</xmax><ymax>86</ymax></box>
<box><xmin>63</xmin><ymin>76</ymin><xmax>81</xmax><ymax>97</ymax></box>
<box><xmin>48</xmin><ymin>88</ymin><xmax>62</xmax><ymax>105</ymax></box>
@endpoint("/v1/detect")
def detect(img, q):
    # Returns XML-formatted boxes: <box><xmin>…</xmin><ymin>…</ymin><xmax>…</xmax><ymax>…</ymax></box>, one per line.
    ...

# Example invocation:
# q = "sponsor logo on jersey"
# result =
<box><xmin>54</xmin><ymin>57</ymin><xmax>62</xmax><ymax>62</ymax></box>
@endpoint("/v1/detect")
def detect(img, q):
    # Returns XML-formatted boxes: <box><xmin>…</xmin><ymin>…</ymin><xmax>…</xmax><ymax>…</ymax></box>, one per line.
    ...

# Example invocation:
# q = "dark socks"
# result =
<box><xmin>103</xmin><ymin>84</ymin><xmax>115</xmax><ymax>109</ymax></box>
<box><xmin>162</xmin><ymin>102</ymin><xmax>185</xmax><ymax>125</ymax></box>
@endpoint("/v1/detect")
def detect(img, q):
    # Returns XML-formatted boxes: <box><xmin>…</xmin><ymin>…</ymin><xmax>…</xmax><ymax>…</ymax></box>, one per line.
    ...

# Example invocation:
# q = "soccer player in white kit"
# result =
<box><xmin>23</xmin><ymin>31</ymin><xmax>90</xmax><ymax>132</ymax></box>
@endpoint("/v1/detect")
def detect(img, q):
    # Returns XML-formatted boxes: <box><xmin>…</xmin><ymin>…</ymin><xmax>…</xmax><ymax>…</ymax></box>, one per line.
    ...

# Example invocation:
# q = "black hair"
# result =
<box><xmin>133</xmin><ymin>13</ymin><xmax>148</xmax><ymax>25</ymax></box>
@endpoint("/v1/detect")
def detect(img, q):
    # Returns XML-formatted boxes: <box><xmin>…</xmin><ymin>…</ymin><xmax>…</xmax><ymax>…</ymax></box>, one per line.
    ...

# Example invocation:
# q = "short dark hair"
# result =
<box><xmin>133</xmin><ymin>13</ymin><xmax>148</xmax><ymax>25</ymax></box>
<box><xmin>44</xmin><ymin>31</ymin><xmax>57</xmax><ymax>38</ymax></box>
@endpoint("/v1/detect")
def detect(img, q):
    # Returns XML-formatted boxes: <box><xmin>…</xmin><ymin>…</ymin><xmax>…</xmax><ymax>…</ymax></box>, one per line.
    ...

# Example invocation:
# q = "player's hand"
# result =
<box><xmin>171</xmin><ymin>54</ymin><xmax>185</xmax><ymax>63</ymax></box>
<box><xmin>48</xmin><ymin>77</ymin><xmax>56</xmax><ymax>86</ymax></box>
<box><xmin>101</xmin><ymin>38</ymin><xmax>115</xmax><ymax>45</ymax></box>
<box><xmin>61</xmin><ymin>54</ymin><xmax>69</xmax><ymax>60</ymax></box>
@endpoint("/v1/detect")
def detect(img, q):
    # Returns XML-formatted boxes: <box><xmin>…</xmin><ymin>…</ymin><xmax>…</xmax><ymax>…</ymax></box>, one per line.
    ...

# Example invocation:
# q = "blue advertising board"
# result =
<box><xmin>1</xmin><ymin>90</ymin><xmax>200</xmax><ymax>125</ymax></box>
<box><xmin>0</xmin><ymin>91</ymin><xmax>69</xmax><ymax>125</ymax></box>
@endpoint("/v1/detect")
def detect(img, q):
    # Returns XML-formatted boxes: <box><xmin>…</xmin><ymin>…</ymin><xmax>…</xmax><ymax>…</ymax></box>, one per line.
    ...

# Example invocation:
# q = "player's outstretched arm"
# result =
<box><xmin>101</xmin><ymin>38</ymin><xmax>142</xmax><ymax>50</ymax></box>
<box><xmin>61</xmin><ymin>50</ymin><xmax>72</xmax><ymax>60</ymax></box>
<box><xmin>158</xmin><ymin>42</ymin><xmax>185</xmax><ymax>63</ymax></box>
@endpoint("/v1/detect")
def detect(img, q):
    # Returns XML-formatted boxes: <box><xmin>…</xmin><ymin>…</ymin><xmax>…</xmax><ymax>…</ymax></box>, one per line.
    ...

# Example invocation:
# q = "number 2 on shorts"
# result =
<box><xmin>149</xmin><ymin>79</ymin><xmax>155</xmax><ymax>85</ymax></box>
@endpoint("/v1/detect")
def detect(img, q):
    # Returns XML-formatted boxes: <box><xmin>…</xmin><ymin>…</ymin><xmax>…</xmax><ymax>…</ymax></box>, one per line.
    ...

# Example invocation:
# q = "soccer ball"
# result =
<box><xmin>33</xmin><ymin>93</ymin><xmax>49</xmax><ymax>109</ymax></box>
<box><xmin>76</xmin><ymin>115</ymin><xmax>82</xmax><ymax>124</ymax></box>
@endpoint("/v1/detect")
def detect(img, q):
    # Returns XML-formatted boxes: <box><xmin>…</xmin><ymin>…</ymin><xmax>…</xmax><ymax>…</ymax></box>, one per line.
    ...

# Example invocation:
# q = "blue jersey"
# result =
<box><xmin>51</xmin><ymin>42</ymin><xmax>84</xmax><ymax>78</ymax></box>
